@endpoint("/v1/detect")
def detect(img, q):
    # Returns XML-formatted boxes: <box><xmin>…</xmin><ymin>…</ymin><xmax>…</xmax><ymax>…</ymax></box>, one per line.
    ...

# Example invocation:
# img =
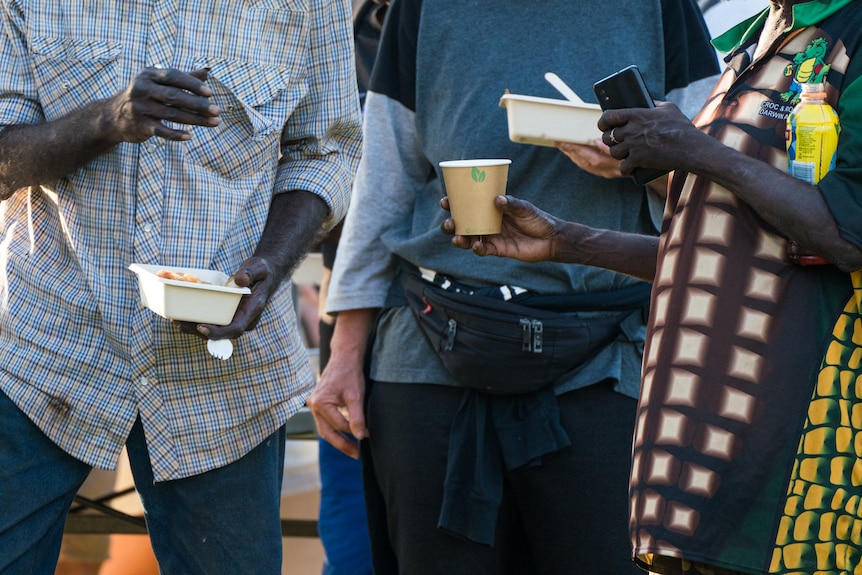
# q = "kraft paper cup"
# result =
<box><xmin>439</xmin><ymin>159</ymin><xmax>511</xmax><ymax>235</ymax></box>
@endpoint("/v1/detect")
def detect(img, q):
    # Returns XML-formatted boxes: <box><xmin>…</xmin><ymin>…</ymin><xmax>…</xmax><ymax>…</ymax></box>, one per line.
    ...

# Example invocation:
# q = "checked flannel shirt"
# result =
<box><xmin>0</xmin><ymin>0</ymin><xmax>361</xmax><ymax>481</ymax></box>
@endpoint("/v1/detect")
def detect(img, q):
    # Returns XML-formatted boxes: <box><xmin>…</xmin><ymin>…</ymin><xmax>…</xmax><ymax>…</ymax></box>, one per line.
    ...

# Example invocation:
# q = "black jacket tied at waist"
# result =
<box><xmin>438</xmin><ymin>386</ymin><xmax>570</xmax><ymax>546</ymax></box>
<box><xmin>395</xmin><ymin>259</ymin><xmax>651</xmax><ymax>545</ymax></box>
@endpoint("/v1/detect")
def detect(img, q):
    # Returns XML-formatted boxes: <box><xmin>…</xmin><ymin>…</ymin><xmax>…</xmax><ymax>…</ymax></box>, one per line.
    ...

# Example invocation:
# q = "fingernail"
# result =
<box><xmin>198</xmin><ymin>326</ymin><xmax>210</xmax><ymax>336</ymax></box>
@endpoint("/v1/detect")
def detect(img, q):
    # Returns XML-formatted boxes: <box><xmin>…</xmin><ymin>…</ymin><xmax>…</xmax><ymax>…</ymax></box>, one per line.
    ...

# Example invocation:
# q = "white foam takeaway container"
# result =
<box><xmin>499</xmin><ymin>93</ymin><xmax>603</xmax><ymax>147</ymax></box>
<box><xmin>129</xmin><ymin>263</ymin><xmax>250</xmax><ymax>326</ymax></box>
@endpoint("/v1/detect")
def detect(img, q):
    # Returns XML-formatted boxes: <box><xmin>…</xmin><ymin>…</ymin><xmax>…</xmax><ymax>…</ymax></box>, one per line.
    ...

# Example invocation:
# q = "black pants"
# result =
<box><xmin>361</xmin><ymin>380</ymin><xmax>642</xmax><ymax>575</ymax></box>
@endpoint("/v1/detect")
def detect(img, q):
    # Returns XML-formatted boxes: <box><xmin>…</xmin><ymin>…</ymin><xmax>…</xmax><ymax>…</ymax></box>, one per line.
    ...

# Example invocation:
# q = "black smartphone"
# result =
<box><xmin>592</xmin><ymin>65</ymin><xmax>668</xmax><ymax>186</ymax></box>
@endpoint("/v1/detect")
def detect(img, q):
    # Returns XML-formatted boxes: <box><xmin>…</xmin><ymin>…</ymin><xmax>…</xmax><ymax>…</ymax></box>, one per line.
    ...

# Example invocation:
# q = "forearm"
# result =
<box><xmin>683</xmin><ymin>137</ymin><xmax>862</xmax><ymax>272</ymax></box>
<box><xmin>0</xmin><ymin>99</ymin><xmax>119</xmax><ymax>199</ymax></box>
<box><xmin>329</xmin><ymin>308</ymin><xmax>379</xmax><ymax>363</ymax></box>
<box><xmin>254</xmin><ymin>190</ymin><xmax>330</xmax><ymax>285</ymax></box>
<box><xmin>554</xmin><ymin>222</ymin><xmax>659</xmax><ymax>282</ymax></box>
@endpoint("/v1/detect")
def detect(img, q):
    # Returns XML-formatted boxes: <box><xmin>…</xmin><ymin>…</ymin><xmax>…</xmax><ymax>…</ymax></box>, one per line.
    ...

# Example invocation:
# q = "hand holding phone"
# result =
<box><xmin>592</xmin><ymin>65</ymin><xmax>668</xmax><ymax>186</ymax></box>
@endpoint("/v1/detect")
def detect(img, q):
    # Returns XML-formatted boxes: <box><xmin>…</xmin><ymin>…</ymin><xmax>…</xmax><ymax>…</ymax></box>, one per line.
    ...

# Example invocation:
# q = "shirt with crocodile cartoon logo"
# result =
<box><xmin>630</xmin><ymin>1</ymin><xmax>862</xmax><ymax>574</ymax></box>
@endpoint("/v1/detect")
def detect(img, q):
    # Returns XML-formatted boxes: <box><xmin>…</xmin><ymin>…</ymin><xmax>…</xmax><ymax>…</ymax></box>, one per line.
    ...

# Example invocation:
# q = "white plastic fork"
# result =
<box><xmin>207</xmin><ymin>275</ymin><xmax>238</xmax><ymax>360</ymax></box>
<box><xmin>207</xmin><ymin>339</ymin><xmax>233</xmax><ymax>360</ymax></box>
<box><xmin>544</xmin><ymin>72</ymin><xmax>586</xmax><ymax>104</ymax></box>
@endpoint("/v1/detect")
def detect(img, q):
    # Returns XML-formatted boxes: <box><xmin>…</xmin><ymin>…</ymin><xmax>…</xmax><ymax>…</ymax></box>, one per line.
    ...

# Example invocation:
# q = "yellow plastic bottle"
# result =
<box><xmin>786</xmin><ymin>82</ymin><xmax>840</xmax><ymax>185</ymax></box>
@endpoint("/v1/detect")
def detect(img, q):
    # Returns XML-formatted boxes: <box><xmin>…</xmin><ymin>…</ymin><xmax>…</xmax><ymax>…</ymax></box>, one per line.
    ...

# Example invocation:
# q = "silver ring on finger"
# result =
<box><xmin>609</xmin><ymin>127</ymin><xmax>620</xmax><ymax>145</ymax></box>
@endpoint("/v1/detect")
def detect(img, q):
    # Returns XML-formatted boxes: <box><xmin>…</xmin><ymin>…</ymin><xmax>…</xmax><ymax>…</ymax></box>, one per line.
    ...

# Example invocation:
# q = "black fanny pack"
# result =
<box><xmin>401</xmin><ymin>269</ymin><xmax>650</xmax><ymax>395</ymax></box>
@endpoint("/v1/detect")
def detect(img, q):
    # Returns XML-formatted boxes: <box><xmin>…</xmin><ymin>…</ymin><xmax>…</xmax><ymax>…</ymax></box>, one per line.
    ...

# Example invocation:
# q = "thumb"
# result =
<box><xmin>498</xmin><ymin>195</ymin><xmax>531</xmax><ymax>217</ymax></box>
<box><xmin>231</xmin><ymin>259</ymin><xmax>268</xmax><ymax>288</ymax></box>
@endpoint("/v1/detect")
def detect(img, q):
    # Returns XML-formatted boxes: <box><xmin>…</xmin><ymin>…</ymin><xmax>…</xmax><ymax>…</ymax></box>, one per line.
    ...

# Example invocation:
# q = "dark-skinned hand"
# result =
<box><xmin>174</xmin><ymin>256</ymin><xmax>280</xmax><ymax>341</ymax></box>
<box><xmin>441</xmin><ymin>195</ymin><xmax>562</xmax><ymax>262</ymax></box>
<box><xmin>106</xmin><ymin>67</ymin><xmax>220</xmax><ymax>144</ymax></box>
<box><xmin>598</xmin><ymin>101</ymin><xmax>707</xmax><ymax>177</ymax></box>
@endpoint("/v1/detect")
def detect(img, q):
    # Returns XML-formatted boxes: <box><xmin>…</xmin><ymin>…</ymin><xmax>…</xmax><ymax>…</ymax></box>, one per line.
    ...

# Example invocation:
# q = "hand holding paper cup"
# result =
<box><xmin>439</xmin><ymin>159</ymin><xmax>511</xmax><ymax>235</ymax></box>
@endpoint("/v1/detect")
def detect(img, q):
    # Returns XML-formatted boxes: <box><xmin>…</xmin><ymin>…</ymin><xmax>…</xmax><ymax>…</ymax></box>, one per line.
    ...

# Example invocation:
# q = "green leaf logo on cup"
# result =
<box><xmin>439</xmin><ymin>159</ymin><xmax>512</xmax><ymax>235</ymax></box>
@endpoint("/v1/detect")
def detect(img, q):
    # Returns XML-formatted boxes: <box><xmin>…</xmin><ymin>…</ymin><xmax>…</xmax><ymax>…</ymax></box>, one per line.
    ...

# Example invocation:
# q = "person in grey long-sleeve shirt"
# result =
<box><xmin>309</xmin><ymin>0</ymin><xmax>720</xmax><ymax>573</ymax></box>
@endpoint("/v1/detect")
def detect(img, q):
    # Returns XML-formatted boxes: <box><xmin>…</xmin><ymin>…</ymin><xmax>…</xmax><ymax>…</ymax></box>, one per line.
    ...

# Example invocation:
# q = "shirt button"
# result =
<box><xmin>146</xmin><ymin>143</ymin><xmax>158</xmax><ymax>153</ymax></box>
<box><xmin>142</xmin><ymin>222</ymin><xmax>154</xmax><ymax>233</ymax></box>
<box><xmin>139</xmin><ymin>377</ymin><xmax>149</xmax><ymax>386</ymax></box>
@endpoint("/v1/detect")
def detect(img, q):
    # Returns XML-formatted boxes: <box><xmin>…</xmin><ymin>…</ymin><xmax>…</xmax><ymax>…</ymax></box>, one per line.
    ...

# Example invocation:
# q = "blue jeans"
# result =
<box><xmin>318</xmin><ymin>436</ymin><xmax>373</xmax><ymax>575</ymax></box>
<box><xmin>0</xmin><ymin>389</ymin><xmax>286</xmax><ymax>575</ymax></box>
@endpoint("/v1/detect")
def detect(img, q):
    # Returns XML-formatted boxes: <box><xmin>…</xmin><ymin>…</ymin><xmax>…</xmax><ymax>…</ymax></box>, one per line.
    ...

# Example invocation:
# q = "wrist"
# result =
<box><xmin>551</xmin><ymin>221</ymin><xmax>588</xmax><ymax>264</ymax></box>
<box><xmin>329</xmin><ymin>308</ymin><xmax>377</xmax><ymax>360</ymax></box>
<box><xmin>91</xmin><ymin>97</ymin><xmax>126</xmax><ymax>147</ymax></box>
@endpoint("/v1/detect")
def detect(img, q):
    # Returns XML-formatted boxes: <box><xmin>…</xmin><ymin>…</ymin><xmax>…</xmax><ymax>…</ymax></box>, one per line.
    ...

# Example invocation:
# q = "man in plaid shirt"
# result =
<box><xmin>0</xmin><ymin>1</ymin><xmax>361</xmax><ymax>573</ymax></box>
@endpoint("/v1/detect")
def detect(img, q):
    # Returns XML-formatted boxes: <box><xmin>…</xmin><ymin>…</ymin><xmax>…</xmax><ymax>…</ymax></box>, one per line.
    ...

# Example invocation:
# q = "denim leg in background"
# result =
<box><xmin>317</xmin><ymin>308</ymin><xmax>374</xmax><ymax>575</ymax></box>
<box><xmin>318</xmin><ymin>436</ymin><xmax>373</xmax><ymax>575</ymax></box>
<box><xmin>126</xmin><ymin>417</ymin><xmax>286</xmax><ymax>575</ymax></box>
<box><xmin>0</xmin><ymin>389</ymin><xmax>93</xmax><ymax>575</ymax></box>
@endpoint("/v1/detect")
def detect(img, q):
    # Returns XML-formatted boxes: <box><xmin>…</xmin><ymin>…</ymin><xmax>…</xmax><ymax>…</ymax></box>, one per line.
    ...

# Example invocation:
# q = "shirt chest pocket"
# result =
<box><xmin>30</xmin><ymin>37</ymin><xmax>121</xmax><ymax>121</ymax></box>
<box><xmin>244</xmin><ymin>0</ymin><xmax>309</xmax><ymax>9</ymax></box>
<box><xmin>183</xmin><ymin>59</ymin><xmax>295</xmax><ymax>180</ymax></box>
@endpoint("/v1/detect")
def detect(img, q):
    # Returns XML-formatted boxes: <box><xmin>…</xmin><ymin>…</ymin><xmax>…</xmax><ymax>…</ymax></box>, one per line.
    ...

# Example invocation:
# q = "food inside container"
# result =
<box><xmin>128</xmin><ymin>263</ymin><xmax>250</xmax><ymax>326</ymax></box>
<box><xmin>499</xmin><ymin>93</ymin><xmax>603</xmax><ymax>147</ymax></box>
<box><xmin>156</xmin><ymin>269</ymin><xmax>210</xmax><ymax>284</ymax></box>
